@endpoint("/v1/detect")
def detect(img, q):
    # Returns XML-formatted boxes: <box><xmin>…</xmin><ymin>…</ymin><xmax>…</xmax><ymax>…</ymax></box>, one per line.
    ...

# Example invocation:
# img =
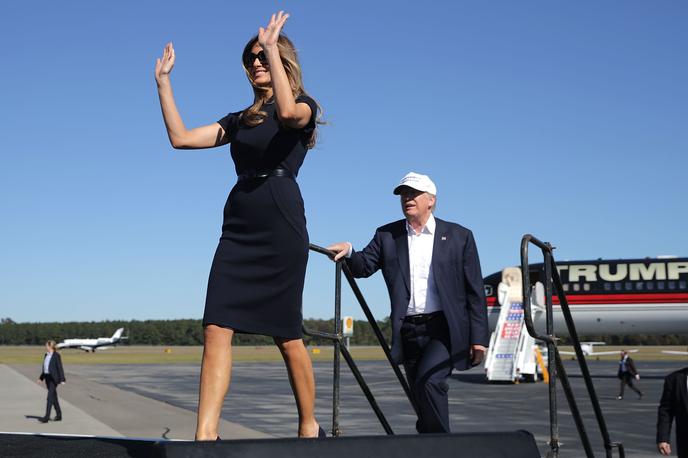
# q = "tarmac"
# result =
<box><xmin>1</xmin><ymin>363</ymin><xmax>269</xmax><ymax>441</ymax></box>
<box><xmin>2</xmin><ymin>357</ymin><xmax>687</xmax><ymax>457</ymax></box>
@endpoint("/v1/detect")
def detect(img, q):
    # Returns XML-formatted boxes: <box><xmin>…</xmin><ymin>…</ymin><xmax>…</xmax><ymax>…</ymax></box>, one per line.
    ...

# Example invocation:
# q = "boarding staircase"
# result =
<box><xmin>485</xmin><ymin>267</ymin><xmax>542</xmax><ymax>382</ymax></box>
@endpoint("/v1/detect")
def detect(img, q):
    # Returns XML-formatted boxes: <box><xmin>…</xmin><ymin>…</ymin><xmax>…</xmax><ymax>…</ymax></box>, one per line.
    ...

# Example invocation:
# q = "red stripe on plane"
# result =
<box><xmin>486</xmin><ymin>292</ymin><xmax>688</xmax><ymax>307</ymax></box>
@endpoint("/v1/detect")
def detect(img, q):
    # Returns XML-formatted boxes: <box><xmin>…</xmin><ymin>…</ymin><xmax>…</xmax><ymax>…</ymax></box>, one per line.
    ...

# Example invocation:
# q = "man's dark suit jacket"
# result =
<box><xmin>346</xmin><ymin>217</ymin><xmax>489</xmax><ymax>371</ymax></box>
<box><xmin>618</xmin><ymin>356</ymin><xmax>638</xmax><ymax>378</ymax></box>
<box><xmin>39</xmin><ymin>352</ymin><xmax>66</xmax><ymax>383</ymax></box>
<box><xmin>657</xmin><ymin>367</ymin><xmax>688</xmax><ymax>457</ymax></box>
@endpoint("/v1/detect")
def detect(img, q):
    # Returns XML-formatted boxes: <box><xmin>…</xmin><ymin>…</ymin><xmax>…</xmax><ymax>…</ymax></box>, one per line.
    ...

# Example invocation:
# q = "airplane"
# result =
<box><xmin>56</xmin><ymin>328</ymin><xmax>127</xmax><ymax>352</ymax></box>
<box><xmin>661</xmin><ymin>349</ymin><xmax>688</xmax><ymax>356</ymax></box>
<box><xmin>559</xmin><ymin>342</ymin><xmax>637</xmax><ymax>357</ymax></box>
<box><xmin>483</xmin><ymin>257</ymin><xmax>688</xmax><ymax>336</ymax></box>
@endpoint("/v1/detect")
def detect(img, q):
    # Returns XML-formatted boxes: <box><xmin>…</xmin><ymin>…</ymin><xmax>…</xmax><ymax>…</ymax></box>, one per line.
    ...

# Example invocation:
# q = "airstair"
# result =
<box><xmin>485</xmin><ymin>267</ymin><xmax>542</xmax><ymax>382</ymax></box>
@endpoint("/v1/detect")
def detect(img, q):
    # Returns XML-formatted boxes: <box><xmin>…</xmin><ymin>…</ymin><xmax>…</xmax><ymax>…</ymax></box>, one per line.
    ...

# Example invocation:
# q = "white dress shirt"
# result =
<box><xmin>406</xmin><ymin>214</ymin><xmax>442</xmax><ymax>316</ymax></box>
<box><xmin>43</xmin><ymin>352</ymin><xmax>53</xmax><ymax>374</ymax></box>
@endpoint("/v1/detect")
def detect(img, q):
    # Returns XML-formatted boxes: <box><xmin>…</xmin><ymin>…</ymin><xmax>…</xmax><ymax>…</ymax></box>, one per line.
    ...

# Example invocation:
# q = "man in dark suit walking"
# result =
<box><xmin>37</xmin><ymin>340</ymin><xmax>66</xmax><ymax>422</ymax></box>
<box><xmin>657</xmin><ymin>367</ymin><xmax>688</xmax><ymax>457</ymax></box>
<box><xmin>328</xmin><ymin>172</ymin><xmax>489</xmax><ymax>433</ymax></box>
<box><xmin>617</xmin><ymin>350</ymin><xmax>643</xmax><ymax>400</ymax></box>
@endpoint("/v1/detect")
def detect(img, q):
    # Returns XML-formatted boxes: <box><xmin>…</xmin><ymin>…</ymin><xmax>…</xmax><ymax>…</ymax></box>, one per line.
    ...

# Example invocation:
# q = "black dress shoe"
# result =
<box><xmin>53</xmin><ymin>416</ymin><xmax>62</xmax><ymax>421</ymax></box>
<box><xmin>318</xmin><ymin>426</ymin><xmax>326</xmax><ymax>438</ymax></box>
<box><xmin>38</xmin><ymin>417</ymin><xmax>49</xmax><ymax>423</ymax></box>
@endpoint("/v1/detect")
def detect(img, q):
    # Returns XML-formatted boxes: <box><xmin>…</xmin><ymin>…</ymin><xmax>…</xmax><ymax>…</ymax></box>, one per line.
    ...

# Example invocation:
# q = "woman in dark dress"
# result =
<box><xmin>155</xmin><ymin>12</ymin><xmax>323</xmax><ymax>440</ymax></box>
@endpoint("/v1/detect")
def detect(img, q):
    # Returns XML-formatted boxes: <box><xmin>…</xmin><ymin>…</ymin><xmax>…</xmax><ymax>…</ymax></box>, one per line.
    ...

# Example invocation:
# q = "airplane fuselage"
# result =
<box><xmin>484</xmin><ymin>257</ymin><xmax>688</xmax><ymax>336</ymax></box>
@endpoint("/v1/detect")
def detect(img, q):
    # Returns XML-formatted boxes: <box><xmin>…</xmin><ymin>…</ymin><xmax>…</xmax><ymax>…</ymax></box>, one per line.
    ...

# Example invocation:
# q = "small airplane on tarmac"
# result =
<box><xmin>56</xmin><ymin>328</ymin><xmax>127</xmax><ymax>352</ymax></box>
<box><xmin>661</xmin><ymin>348</ymin><xmax>688</xmax><ymax>356</ymax></box>
<box><xmin>559</xmin><ymin>342</ymin><xmax>638</xmax><ymax>357</ymax></box>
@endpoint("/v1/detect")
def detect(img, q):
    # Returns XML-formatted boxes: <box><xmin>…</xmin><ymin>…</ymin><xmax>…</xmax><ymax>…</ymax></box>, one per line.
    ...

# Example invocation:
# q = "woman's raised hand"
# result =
<box><xmin>258</xmin><ymin>11</ymin><xmax>289</xmax><ymax>50</ymax></box>
<box><xmin>155</xmin><ymin>42</ymin><xmax>176</xmax><ymax>83</ymax></box>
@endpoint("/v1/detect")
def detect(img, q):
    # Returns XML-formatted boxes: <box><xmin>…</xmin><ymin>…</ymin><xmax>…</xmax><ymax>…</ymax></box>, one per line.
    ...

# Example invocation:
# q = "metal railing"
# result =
<box><xmin>304</xmin><ymin>243</ymin><xmax>420</xmax><ymax>437</ymax></box>
<box><xmin>521</xmin><ymin>234</ymin><xmax>624</xmax><ymax>458</ymax></box>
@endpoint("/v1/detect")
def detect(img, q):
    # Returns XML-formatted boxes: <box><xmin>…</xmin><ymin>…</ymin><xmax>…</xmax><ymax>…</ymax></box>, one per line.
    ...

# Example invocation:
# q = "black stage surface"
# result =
<box><xmin>64</xmin><ymin>359</ymin><xmax>684</xmax><ymax>457</ymax></box>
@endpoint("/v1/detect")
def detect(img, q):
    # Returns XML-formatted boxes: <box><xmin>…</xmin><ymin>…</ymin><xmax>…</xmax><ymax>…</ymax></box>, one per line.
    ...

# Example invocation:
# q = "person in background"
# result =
<box><xmin>37</xmin><ymin>340</ymin><xmax>65</xmax><ymax>422</ymax></box>
<box><xmin>617</xmin><ymin>350</ymin><xmax>643</xmax><ymax>400</ymax></box>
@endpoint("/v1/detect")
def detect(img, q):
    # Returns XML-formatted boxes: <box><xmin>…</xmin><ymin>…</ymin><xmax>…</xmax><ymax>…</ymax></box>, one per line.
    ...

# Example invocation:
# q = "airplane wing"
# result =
<box><xmin>559</xmin><ymin>351</ymin><xmax>576</xmax><ymax>355</ymax></box>
<box><xmin>662</xmin><ymin>350</ymin><xmax>688</xmax><ymax>355</ymax></box>
<box><xmin>588</xmin><ymin>351</ymin><xmax>620</xmax><ymax>356</ymax></box>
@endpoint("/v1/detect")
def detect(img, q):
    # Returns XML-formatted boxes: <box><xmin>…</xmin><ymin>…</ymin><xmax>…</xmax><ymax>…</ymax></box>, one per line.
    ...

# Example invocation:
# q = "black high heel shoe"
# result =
<box><xmin>317</xmin><ymin>426</ymin><xmax>326</xmax><ymax>438</ymax></box>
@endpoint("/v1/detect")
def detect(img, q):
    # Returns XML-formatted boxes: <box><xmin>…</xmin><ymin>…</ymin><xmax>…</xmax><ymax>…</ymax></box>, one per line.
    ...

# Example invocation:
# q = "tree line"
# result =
<box><xmin>0</xmin><ymin>317</ymin><xmax>685</xmax><ymax>347</ymax></box>
<box><xmin>0</xmin><ymin>318</ymin><xmax>393</xmax><ymax>347</ymax></box>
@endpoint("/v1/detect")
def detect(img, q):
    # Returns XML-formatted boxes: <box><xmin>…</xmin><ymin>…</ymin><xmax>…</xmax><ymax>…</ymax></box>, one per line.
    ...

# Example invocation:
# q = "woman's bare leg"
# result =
<box><xmin>196</xmin><ymin>325</ymin><xmax>234</xmax><ymax>440</ymax></box>
<box><xmin>274</xmin><ymin>337</ymin><xmax>320</xmax><ymax>437</ymax></box>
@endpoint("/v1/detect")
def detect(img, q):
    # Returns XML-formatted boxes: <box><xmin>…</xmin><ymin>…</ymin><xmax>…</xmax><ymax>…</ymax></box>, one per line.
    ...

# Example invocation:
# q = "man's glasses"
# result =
<box><xmin>243</xmin><ymin>50</ymin><xmax>268</xmax><ymax>67</ymax></box>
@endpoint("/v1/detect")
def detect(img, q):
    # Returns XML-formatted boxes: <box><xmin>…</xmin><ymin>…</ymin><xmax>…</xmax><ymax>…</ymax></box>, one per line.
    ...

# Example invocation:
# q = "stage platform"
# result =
<box><xmin>1</xmin><ymin>431</ymin><xmax>541</xmax><ymax>458</ymax></box>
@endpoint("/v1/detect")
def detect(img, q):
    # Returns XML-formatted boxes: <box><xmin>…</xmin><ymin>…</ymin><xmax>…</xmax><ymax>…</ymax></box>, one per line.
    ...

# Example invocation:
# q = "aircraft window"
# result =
<box><xmin>658</xmin><ymin>281</ymin><xmax>665</xmax><ymax>290</ymax></box>
<box><xmin>604</xmin><ymin>282</ymin><xmax>611</xmax><ymax>291</ymax></box>
<box><xmin>484</xmin><ymin>285</ymin><xmax>493</xmax><ymax>296</ymax></box>
<box><xmin>625</xmin><ymin>282</ymin><xmax>633</xmax><ymax>291</ymax></box>
<box><xmin>668</xmin><ymin>281</ymin><xmax>676</xmax><ymax>290</ymax></box>
<box><xmin>636</xmin><ymin>282</ymin><xmax>644</xmax><ymax>290</ymax></box>
<box><xmin>562</xmin><ymin>284</ymin><xmax>569</xmax><ymax>292</ymax></box>
<box><xmin>583</xmin><ymin>283</ymin><xmax>590</xmax><ymax>291</ymax></box>
<box><xmin>614</xmin><ymin>282</ymin><xmax>622</xmax><ymax>291</ymax></box>
<box><xmin>647</xmin><ymin>281</ymin><xmax>654</xmax><ymax>290</ymax></box>
<box><xmin>680</xmin><ymin>280</ymin><xmax>687</xmax><ymax>290</ymax></box>
<box><xmin>573</xmin><ymin>283</ymin><xmax>580</xmax><ymax>292</ymax></box>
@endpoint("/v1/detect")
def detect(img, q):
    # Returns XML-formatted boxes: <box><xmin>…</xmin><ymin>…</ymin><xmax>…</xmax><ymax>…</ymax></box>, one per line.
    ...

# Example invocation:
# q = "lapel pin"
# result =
<box><xmin>441</xmin><ymin>236</ymin><xmax>447</xmax><ymax>241</ymax></box>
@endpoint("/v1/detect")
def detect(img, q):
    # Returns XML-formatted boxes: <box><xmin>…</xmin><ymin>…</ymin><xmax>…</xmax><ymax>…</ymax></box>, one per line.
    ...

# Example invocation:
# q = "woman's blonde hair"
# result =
<box><xmin>240</xmin><ymin>34</ymin><xmax>321</xmax><ymax>148</ymax></box>
<box><xmin>46</xmin><ymin>340</ymin><xmax>58</xmax><ymax>352</ymax></box>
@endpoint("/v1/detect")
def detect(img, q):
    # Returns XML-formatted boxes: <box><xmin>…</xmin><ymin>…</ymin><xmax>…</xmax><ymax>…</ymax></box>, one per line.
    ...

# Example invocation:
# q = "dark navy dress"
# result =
<box><xmin>202</xmin><ymin>95</ymin><xmax>318</xmax><ymax>339</ymax></box>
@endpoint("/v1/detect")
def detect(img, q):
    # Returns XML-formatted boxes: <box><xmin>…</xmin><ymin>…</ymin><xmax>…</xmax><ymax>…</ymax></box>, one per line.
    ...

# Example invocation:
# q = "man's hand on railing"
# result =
<box><xmin>327</xmin><ymin>242</ymin><xmax>352</xmax><ymax>261</ymax></box>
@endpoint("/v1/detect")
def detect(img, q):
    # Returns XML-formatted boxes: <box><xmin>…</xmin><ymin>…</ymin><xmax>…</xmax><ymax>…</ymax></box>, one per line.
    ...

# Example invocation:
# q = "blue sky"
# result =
<box><xmin>1</xmin><ymin>1</ymin><xmax>686</xmax><ymax>324</ymax></box>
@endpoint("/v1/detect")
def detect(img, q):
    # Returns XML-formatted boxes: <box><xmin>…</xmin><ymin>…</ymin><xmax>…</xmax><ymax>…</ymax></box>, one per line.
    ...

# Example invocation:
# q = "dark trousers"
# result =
<box><xmin>43</xmin><ymin>374</ymin><xmax>62</xmax><ymax>418</ymax></box>
<box><xmin>401</xmin><ymin>312</ymin><xmax>453</xmax><ymax>434</ymax></box>
<box><xmin>618</xmin><ymin>373</ymin><xmax>642</xmax><ymax>397</ymax></box>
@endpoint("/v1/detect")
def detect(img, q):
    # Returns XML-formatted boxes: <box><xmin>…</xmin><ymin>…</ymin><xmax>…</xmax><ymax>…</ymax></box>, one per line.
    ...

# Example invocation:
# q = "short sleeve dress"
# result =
<box><xmin>202</xmin><ymin>95</ymin><xmax>318</xmax><ymax>339</ymax></box>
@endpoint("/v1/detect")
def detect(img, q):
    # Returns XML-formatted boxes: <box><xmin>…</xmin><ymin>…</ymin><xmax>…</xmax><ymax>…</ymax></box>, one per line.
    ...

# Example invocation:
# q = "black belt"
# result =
<box><xmin>238</xmin><ymin>168</ymin><xmax>294</xmax><ymax>181</ymax></box>
<box><xmin>403</xmin><ymin>311</ymin><xmax>444</xmax><ymax>324</ymax></box>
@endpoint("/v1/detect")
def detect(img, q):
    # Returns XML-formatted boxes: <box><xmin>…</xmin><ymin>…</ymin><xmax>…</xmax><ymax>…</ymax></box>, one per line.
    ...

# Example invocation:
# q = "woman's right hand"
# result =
<box><xmin>155</xmin><ymin>42</ymin><xmax>176</xmax><ymax>83</ymax></box>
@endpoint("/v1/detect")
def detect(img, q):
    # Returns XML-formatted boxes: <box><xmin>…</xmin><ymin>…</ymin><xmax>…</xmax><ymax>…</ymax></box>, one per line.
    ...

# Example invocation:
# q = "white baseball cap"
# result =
<box><xmin>393</xmin><ymin>172</ymin><xmax>437</xmax><ymax>195</ymax></box>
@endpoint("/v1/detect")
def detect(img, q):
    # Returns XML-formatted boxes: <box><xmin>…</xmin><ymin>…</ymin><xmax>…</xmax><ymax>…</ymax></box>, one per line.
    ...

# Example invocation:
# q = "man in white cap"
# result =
<box><xmin>328</xmin><ymin>172</ymin><xmax>489</xmax><ymax>433</ymax></box>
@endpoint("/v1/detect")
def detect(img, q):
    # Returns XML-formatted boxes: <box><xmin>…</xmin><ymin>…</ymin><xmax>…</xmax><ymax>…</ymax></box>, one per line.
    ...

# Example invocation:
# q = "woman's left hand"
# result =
<box><xmin>258</xmin><ymin>11</ymin><xmax>289</xmax><ymax>50</ymax></box>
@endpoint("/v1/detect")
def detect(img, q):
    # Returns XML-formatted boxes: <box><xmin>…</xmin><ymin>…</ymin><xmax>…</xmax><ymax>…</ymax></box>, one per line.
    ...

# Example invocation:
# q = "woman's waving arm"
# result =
<box><xmin>156</xmin><ymin>42</ymin><xmax>229</xmax><ymax>149</ymax></box>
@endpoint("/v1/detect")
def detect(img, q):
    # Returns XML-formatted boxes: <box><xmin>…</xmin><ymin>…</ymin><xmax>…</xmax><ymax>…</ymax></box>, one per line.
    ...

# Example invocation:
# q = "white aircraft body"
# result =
<box><xmin>559</xmin><ymin>342</ymin><xmax>637</xmax><ymax>357</ymax></box>
<box><xmin>57</xmin><ymin>328</ymin><xmax>127</xmax><ymax>352</ymax></box>
<box><xmin>483</xmin><ymin>257</ymin><xmax>688</xmax><ymax>336</ymax></box>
